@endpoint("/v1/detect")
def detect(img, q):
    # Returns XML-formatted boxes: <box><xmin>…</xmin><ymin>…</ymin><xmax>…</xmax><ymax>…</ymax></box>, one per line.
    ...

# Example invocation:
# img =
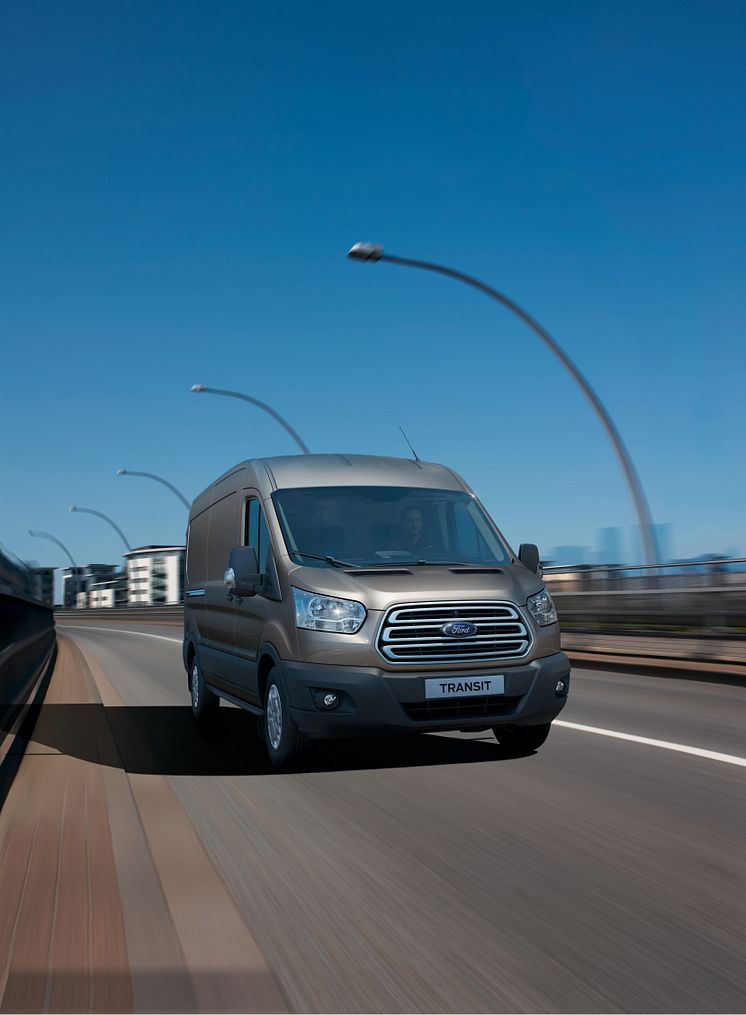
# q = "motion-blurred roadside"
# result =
<box><xmin>545</xmin><ymin>558</ymin><xmax>745</xmax><ymax>673</ymax></box>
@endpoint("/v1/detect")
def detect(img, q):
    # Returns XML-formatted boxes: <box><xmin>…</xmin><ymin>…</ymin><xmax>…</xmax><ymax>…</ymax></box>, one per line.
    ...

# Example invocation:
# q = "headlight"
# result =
<box><xmin>526</xmin><ymin>587</ymin><xmax>557</xmax><ymax>626</ymax></box>
<box><xmin>293</xmin><ymin>588</ymin><xmax>366</xmax><ymax>634</ymax></box>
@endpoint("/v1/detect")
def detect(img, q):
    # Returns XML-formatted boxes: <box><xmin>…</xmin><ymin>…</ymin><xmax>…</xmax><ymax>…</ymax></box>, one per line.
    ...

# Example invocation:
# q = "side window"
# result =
<box><xmin>207</xmin><ymin>492</ymin><xmax>238</xmax><ymax>581</ymax></box>
<box><xmin>258</xmin><ymin>510</ymin><xmax>271</xmax><ymax>576</ymax></box>
<box><xmin>246</xmin><ymin>500</ymin><xmax>260</xmax><ymax>558</ymax></box>
<box><xmin>244</xmin><ymin>497</ymin><xmax>278</xmax><ymax>596</ymax></box>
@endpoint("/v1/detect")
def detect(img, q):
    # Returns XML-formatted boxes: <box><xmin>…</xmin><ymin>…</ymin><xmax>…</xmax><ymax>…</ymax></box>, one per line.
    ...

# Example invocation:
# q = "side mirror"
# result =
<box><xmin>518</xmin><ymin>543</ymin><xmax>542</xmax><ymax>577</ymax></box>
<box><xmin>225</xmin><ymin>546</ymin><xmax>260</xmax><ymax>597</ymax></box>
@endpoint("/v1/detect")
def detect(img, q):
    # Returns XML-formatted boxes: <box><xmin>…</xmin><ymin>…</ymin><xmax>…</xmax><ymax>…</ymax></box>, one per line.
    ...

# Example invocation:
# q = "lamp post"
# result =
<box><xmin>27</xmin><ymin>529</ymin><xmax>78</xmax><ymax>568</ymax></box>
<box><xmin>116</xmin><ymin>469</ymin><xmax>191</xmax><ymax>510</ymax></box>
<box><xmin>191</xmin><ymin>384</ymin><xmax>310</xmax><ymax>455</ymax></box>
<box><xmin>347</xmin><ymin>242</ymin><xmax>660</xmax><ymax>567</ymax></box>
<box><xmin>69</xmin><ymin>506</ymin><xmax>132</xmax><ymax>551</ymax></box>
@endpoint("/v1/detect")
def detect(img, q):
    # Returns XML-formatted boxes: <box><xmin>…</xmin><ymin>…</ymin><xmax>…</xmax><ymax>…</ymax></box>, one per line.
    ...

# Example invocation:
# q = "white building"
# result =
<box><xmin>88</xmin><ymin>577</ymin><xmax>127</xmax><ymax>608</ymax></box>
<box><xmin>124</xmin><ymin>546</ymin><xmax>184</xmax><ymax>606</ymax></box>
<box><xmin>61</xmin><ymin>564</ymin><xmax>119</xmax><ymax>608</ymax></box>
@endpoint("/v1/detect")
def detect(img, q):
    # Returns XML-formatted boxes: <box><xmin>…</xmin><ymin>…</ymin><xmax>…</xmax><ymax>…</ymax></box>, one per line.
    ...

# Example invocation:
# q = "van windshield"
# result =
<box><xmin>271</xmin><ymin>486</ymin><xmax>511</xmax><ymax>568</ymax></box>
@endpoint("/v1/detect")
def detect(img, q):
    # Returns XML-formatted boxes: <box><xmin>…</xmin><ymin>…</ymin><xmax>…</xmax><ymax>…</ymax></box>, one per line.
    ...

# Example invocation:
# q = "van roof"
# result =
<box><xmin>188</xmin><ymin>455</ymin><xmax>471</xmax><ymax>518</ymax></box>
<box><xmin>212</xmin><ymin>454</ymin><xmax>467</xmax><ymax>493</ymax></box>
<box><xmin>261</xmin><ymin>454</ymin><xmax>465</xmax><ymax>491</ymax></box>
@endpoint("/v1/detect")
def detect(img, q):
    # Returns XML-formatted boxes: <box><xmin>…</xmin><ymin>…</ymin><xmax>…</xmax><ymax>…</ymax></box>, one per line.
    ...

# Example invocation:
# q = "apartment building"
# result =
<box><xmin>124</xmin><ymin>546</ymin><xmax>184</xmax><ymax>605</ymax></box>
<box><xmin>61</xmin><ymin>564</ymin><xmax>120</xmax><ymax>608</ymax></box>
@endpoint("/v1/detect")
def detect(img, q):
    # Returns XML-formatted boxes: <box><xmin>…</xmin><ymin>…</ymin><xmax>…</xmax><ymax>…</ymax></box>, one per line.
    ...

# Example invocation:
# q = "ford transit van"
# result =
<box><xmin>183</xmin><ymin>454</ymin><xmax>569</xmax><ymax>767</ymax></box>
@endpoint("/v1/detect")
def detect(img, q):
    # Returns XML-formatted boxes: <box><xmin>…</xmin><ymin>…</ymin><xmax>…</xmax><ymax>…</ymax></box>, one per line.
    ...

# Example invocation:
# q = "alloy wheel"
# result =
<box><xmin>191</xmin><ymin>663</ymin><xmax>200</xmax><ymax>710</ymax></box>
<box><xmin>266</xmin><ymin>683</ymin><xmax>283</xmax><ymax>750</ymax></box>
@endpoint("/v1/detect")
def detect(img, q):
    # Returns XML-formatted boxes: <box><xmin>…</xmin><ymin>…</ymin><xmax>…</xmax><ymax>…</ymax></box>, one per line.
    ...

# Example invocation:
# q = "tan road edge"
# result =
<box><xmin>0</xmin><ymin>634</ymin><xmax>288</xmax><ymax>1014</ymax></box>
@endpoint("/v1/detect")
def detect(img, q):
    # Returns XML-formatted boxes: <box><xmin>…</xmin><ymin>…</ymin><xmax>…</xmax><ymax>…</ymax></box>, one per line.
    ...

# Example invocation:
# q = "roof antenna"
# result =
<box><xmin>398</xmin><ymin>425</ymin><xmax>420</xmax><ymax>463</ymax></box>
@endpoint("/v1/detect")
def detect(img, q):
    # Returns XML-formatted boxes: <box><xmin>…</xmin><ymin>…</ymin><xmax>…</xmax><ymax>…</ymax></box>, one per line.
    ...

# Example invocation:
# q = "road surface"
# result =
<box><xmin>1</xmin><ymin>619</ymin><xmax>744</xmax><ymax>1013</ymax></box>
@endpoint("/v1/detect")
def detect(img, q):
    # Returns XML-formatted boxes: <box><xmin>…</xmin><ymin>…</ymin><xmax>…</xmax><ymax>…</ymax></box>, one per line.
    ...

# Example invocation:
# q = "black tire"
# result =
<box><xmin>190</xmin><ymin>657</ymin><xmax>219</xmax><ymax>721</ymax></box>
<box><xmin>263</xmin><ymin>667</ymin><xmax>308</xmax><ymax>769</ymax></box>
<box><xmin>493</xmin><ymin>723</ymin><xmax>551</xmax><ymax>753</ymax></box>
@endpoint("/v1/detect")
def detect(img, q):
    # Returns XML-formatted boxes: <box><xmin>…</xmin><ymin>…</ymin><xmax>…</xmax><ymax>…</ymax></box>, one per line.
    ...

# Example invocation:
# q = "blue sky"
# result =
<box><xmin>2</xmin><ymin>0</ymin><xmax>744</xmax><ymax>572</ymax></box>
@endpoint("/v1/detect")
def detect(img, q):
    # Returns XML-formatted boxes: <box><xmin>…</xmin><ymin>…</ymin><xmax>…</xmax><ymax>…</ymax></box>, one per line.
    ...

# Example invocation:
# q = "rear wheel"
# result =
<box><xmin>190</xmin><ymin>658</ymin><xmax>219</xmax><ymax>721</ymax></box>
<box><xmin>493</xmin><ymin>723</ymin><xmax>551</xmax><ymax>753</ymax></box>
<box><xmin>264</xmin><ymin>667</ymin><xmax>308</xmax><ymax>769</ymax></box>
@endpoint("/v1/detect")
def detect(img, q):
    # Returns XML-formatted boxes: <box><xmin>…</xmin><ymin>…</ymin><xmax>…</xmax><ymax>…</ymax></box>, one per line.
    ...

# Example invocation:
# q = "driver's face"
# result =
<box><xmin>403</xmin><ymin>510</ymin><xmax>423</xmax><ymax>540</ymax></box>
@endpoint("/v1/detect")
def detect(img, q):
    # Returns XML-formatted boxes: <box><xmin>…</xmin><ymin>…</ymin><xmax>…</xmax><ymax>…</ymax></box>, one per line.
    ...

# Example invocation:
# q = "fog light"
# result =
<box><xmin>322</xmin><ymin>692</ymin><xmax>339</xmax><ymax>709</ymax></box>
<box><xmin>555</xmin><ymin>679</ymin><xmax>567</xmax><ymax>694</ymax></box>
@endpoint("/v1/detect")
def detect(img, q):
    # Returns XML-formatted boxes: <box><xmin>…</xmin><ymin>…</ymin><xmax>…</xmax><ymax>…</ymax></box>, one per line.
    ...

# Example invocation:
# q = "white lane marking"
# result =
<box><xmin>58</xmin><ymin>625</ymin><xmax>181</xmax><ymax>644</ymax></box>
<box><xmin>555</xmin><ymin>720</ymin><xmax>746</xmax><ymax>768</ymax></box>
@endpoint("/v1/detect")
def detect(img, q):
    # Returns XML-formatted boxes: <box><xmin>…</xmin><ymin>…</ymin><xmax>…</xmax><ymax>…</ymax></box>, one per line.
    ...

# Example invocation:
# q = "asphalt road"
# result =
<box><xmin>53</xmin><ymin>621</ymin><xmax>746</xmax><ymax>1013</ymax></box>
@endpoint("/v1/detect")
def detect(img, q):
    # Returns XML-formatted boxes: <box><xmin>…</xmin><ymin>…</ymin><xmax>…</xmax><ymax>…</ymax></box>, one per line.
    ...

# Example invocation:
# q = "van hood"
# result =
<box><xmin>286</xmin><ymin>562</ymin><xmax>544</xmax><ymax>610</ymax></box>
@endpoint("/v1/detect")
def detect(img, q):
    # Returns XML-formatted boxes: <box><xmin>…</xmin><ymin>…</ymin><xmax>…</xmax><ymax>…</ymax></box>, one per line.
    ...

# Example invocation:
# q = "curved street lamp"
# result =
<box><xmin>27</xmin><ymin>529</ymin><xmax>78</xmax><ymax>568</ymax></box>
<box><xmin>116</xmin><ymin>468</ymin><xmax>191</xmax><ymax>510</ymax></box>
<box><xmin>70</xmin><ymin>506</ymin><xmax>132</xmax><ymax>551</ymax></box>
<box><xmin>191</xmin><ymin>384</ymin><xmax>311</xmax><ymax>455</ymax></box>
<box><xmin>347</xmin><ymin>242</ymin><xmax>660</xmax><ymax>566</ymax></box>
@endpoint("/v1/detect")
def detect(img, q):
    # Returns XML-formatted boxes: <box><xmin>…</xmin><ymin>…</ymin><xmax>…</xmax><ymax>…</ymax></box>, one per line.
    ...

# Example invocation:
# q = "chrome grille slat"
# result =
<box><xmin>377</xmin><ymin>599</ymin><xmax>533</xmax><ymax>665</ymax></box>
<box><xmin>384</xmin><ymin>618</ymin><xmax>519</xmax><ymax>628</ymax></box>
<box><xmin>383</xmin><ymin>650</ymin><xmax>528</xmax><ymax>660</ymax></box>
<box><xmin>389</xmin><ymin>607</ymin><xmax>516</xmax><ymax>622</ymax></box>
<box><xmin>386</xmin><ymin>650</ymin><xmax>528</xmax><ymax>657</ymax></box>
<box><xmin>382</xmin><ymin>631</ymin><xmax>524</xmax><ymax>643</ymax></box>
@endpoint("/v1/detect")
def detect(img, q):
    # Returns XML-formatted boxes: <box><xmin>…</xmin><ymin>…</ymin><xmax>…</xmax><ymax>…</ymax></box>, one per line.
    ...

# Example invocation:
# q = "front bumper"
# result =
<box><xmin>281</xmin><ymin>652</ymin><xmax>570</xmax><ymax>738</ymax></box>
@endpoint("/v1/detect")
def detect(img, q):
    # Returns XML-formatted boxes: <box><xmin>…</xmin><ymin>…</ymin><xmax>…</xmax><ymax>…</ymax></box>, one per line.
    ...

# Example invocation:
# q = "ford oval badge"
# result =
<box><xmin>442</xmin><ymin>622</ymin><xmax>478</xmax><ymax>638</ymax></box>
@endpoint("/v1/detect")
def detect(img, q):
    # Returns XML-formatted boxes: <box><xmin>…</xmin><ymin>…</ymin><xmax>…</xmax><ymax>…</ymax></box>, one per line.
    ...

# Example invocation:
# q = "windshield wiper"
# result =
<box><xmin>293</xmin><ymin>551</ymin><xmax>359</xmax><ymax>569</ymax></box>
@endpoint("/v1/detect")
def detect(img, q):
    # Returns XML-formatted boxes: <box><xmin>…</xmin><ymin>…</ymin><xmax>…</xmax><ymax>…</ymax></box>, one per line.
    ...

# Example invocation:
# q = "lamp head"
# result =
<box><xmin>347</xmin><ymin>242</ymin><xmax>384</xmax><ymax>262</ymax></box>
<box><xmin>191</xmin><ymin>384</ymin><xmax>206</xmax><ymax>392</ymax></box>
<box><xmin>69</xmin><ymin>506</ymin><xmax>77</xmax><ymax>513</ymax></box>
<box><xmin>116</xmin><ymin>468</ymin><xmax>126</xmax><ymax>475</ymax></box>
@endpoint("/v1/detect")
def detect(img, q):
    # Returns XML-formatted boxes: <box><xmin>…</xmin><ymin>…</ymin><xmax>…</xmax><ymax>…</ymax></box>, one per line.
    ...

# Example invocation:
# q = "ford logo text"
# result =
<box><xmin>442</xmin><ymin>622</ymin><xmax>478</xmax><ymax>638</ymax></box>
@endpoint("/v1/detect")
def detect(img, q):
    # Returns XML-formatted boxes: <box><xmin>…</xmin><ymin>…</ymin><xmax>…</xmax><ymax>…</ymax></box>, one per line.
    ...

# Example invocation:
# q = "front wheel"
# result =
<box><xmin>190</xmin><ymin>658</ymin><xmax>219</xmax><ymax>721</ymax></box>
<box><xmin>264</xmin><ymin>668</ymin><xmax>308</xmax><ymax>769</ymax></box>
<box><xmin>493</xmin><ymin>723</ymin><xmax>551</xmax><ymax>753</ymax></box>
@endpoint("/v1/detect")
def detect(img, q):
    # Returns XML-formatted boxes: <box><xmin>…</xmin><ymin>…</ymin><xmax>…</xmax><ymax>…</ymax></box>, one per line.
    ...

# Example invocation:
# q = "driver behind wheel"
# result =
<box><xmin>390</xmin><ymin>506</ymin><xmax>435</xmax><ymax>554</ymax></box>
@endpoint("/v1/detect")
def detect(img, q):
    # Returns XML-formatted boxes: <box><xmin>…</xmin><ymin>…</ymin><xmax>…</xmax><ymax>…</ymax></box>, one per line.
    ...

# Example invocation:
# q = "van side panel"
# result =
<box><xmin>200</xmin><ymin>489</ymin><xmax>240</xmax><ymax>685</ymax></box>
<box><xmin>186</xmin><ymin>508</ymin><xmax>209</xmax><ymax>589</ymax></box>
<box><xmin>184</xmin><ymin>506</ymin><xmax>209</xmax><ymax>659</ymax></box>
<box><xmin>207</xmin><ymin>491</ymin><xmax>240</xmax><ymax>587</ymax></box>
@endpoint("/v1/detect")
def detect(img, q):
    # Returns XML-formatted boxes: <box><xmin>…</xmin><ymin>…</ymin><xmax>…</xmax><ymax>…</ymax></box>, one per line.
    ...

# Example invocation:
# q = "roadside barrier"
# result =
<box><xmin>55</xmin><ymin>605</ymin><xmax>183</xmax><ymax>624</ymax></box>
<box><xmin>1</xmin><ymin>592</ymin><xmax>56</xmax><ymax>709</ymax></box>
<box><xmin>0</xmin><ymin>591</ymin><xmax>57</xmax><ymax>806</ymax></box>
<box><xmin>54</xmin><ymin>591</ymin><xmax>745</xmax><ymax>675</ymax></box>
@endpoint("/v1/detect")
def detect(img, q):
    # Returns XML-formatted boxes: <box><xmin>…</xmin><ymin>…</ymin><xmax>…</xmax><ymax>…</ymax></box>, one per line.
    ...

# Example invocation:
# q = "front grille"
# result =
<box><xmin>377</xmin><ymin>600</ymin><xmax>532</xmax><ymax>664</ymax></box>
<box><xmin>402</xmin><ymin>694</ymin><xmax>523</xmax><ymax>722</ymax></box>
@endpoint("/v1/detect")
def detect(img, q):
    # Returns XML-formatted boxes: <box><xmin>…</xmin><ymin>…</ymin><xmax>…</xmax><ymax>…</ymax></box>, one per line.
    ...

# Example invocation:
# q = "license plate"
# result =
<box><xmin>424</xmin><ymin>675</ymin><xmax>505</xmax><ymax>699</ymax></box>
